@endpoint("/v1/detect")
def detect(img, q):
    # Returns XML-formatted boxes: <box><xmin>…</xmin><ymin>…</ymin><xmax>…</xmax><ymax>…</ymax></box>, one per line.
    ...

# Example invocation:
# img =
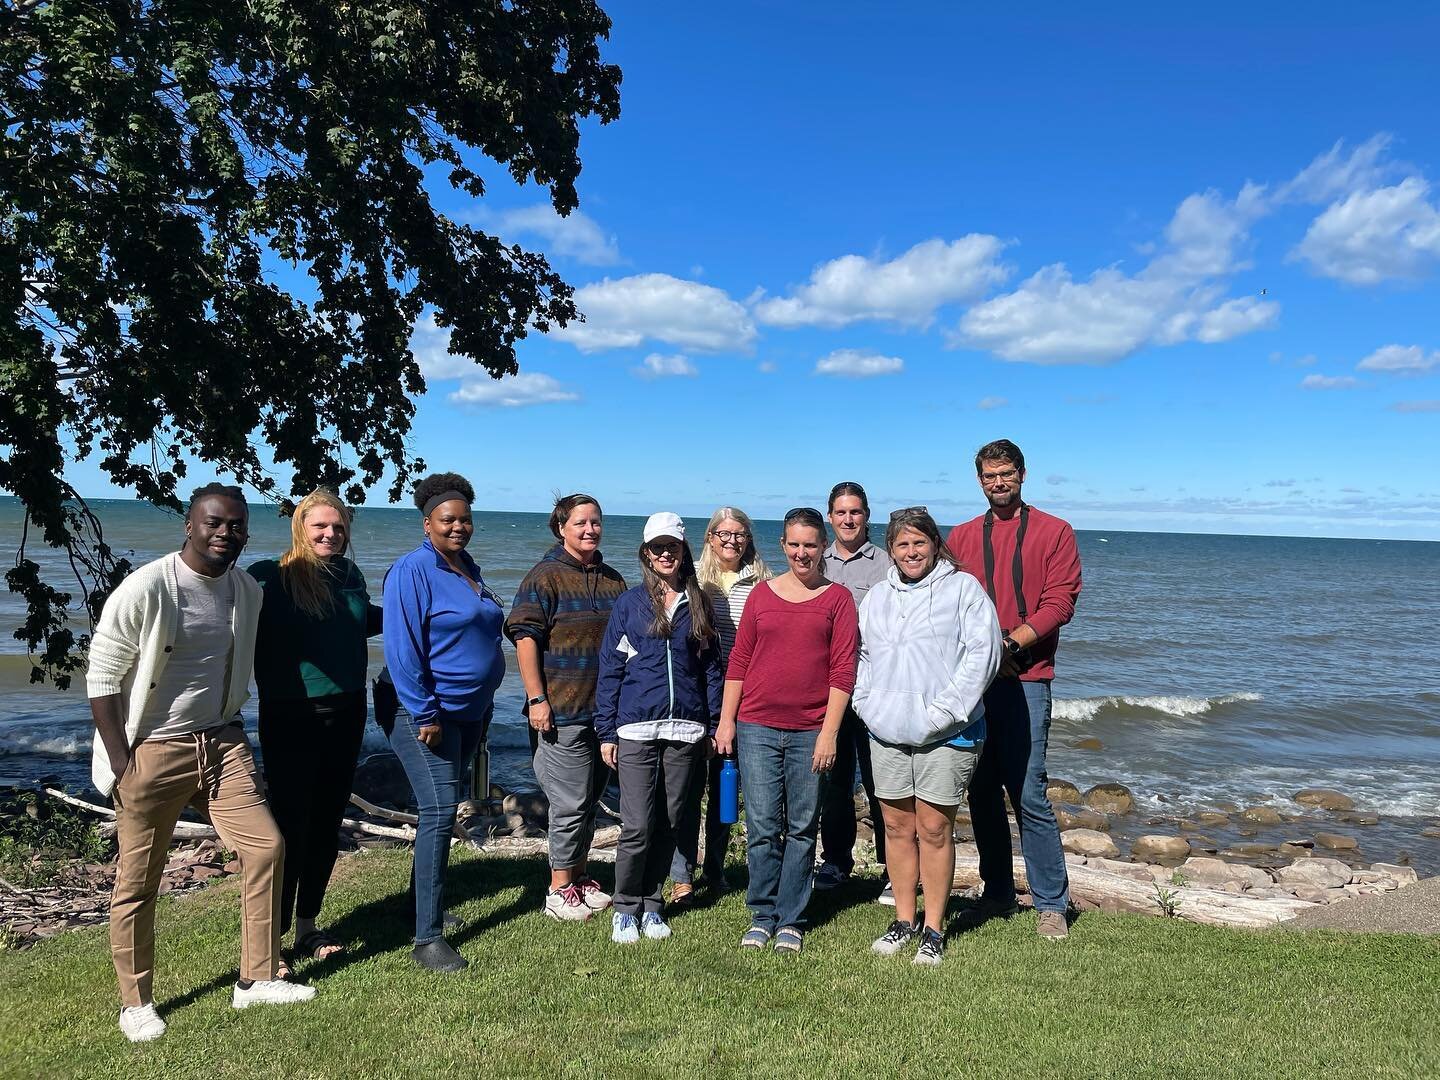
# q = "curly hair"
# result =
<box><xmin>412</xmin><ymin>472</ymin><xmax>475</xmax><ymax>513</ymax></box>
<box><xmin>187</xmin><ymin>483</ymin><xmax>245</xmax><ymax>512</ymax></box>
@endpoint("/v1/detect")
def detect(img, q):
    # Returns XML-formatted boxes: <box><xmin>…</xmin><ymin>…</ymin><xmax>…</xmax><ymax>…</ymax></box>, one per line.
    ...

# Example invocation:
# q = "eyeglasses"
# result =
<box><xmin>646</xmin><ymin>541</ymin><xmax>682</xmax><ymax>556</ymax></box>
<box><xmin>712</xmin><ymin>530</ymin><xmax>750</xmax><ymax>543</ymax></box>
<box><xmin>980</xmin><ymin>468</ymin><xmax>1020</xmax><ymax>484</ymax></box>
<box><xmin>889</xmin><ymin>505</ymin><xmax>928</xmax><ymax>521</ymax></box>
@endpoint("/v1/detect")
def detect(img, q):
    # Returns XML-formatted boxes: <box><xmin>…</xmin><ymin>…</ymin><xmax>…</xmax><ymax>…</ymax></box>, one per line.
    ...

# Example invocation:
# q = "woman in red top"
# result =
<box><xmin>715</xmin><ymin>507</ymin><xmax>859</xmax><ymax>953</ymax></box>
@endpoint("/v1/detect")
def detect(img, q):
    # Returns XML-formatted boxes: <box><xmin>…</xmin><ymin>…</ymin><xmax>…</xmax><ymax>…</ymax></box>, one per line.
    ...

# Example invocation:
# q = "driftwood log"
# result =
<box><xmin>952</xmin><ymin>854</ymin><xmax>1316</xmax><ymax>929</ymax></box>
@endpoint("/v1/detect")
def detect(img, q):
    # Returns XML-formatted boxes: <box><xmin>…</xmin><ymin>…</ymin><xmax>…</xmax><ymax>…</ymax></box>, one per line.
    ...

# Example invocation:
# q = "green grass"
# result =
<box><xmin>2</xmin><ymin>848</ymin><xmax>1436</xmax><ymax>1079</ymax></box>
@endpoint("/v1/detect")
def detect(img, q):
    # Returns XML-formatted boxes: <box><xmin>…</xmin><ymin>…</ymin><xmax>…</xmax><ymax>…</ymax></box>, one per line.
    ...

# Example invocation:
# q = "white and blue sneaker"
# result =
<box><xmin>611</xmin><ymin>912</ymin><xmax>640</xmax><ymax>944</ymax></box>
<box><xmin>641</xmin><ymin>911</ymin><xmax>672</xmax><ymax>940</ymax></box>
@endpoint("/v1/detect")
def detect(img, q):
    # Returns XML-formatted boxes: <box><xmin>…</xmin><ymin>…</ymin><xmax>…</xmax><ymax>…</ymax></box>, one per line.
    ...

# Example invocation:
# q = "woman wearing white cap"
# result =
<box><xmin>593</xmin><ymin>513</ymin><xmax>725</xmax><ymax>943</ymax></box>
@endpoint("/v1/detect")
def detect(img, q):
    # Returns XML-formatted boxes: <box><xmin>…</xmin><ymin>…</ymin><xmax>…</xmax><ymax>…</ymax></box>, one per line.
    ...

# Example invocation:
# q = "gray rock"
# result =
<box><xmin>1240</xmin><ymin>805</ymin><xmax>1283</xmax><ymax>825</ymax></box>
<box><xmin>1061</xmin><ymin>828</ymin><xmax>1119</xmax><ymax>858</ymax></box>
<box><xmin>1195</xmin><ymin>811</ymin><xmax>1231</xmax><ymax>827</ymax></box>
<box><xmin>1082</xmin><ymin>782</ymin><xmax>1135</xmax><ymax>815</ymax></box>
<box><xmin>1130</xmin><ymin>835</ymin><xmax>1192</xmax><ymax>864</ymax></box>
<box><xmin>1055</xmin><ymin>805</ymin><xmax>1109</xmax><ymax>831</ymax></box>
<box><xmin>1292</xmin><ymin>788</ymin><xmax>1355</xmax><ymax>811</ymax></box>
<box><xmin>1370</xmin><ymin>862</ymin><xmax>1420</xmax><ymax>888</ymax></box>
<box><xmin>1087</xmin><ymin>857</ymin><xmax>1158</xmax><ymax>882</ymax></box>
<box><xmin>1314</xmin><ymin>832</ymin><xmax>1359</xmax><ymax>852</ymax></box>
<box><xmin>351</xmin><ymin>753</ymin><xmax>414</xmax><ymax>810</ymax></box>
<box><xmin>1179</xmin><ymin>856</ymin><xmax>1274</xmax><ymax>890</ymax></box>
<box><xmin>1336</xmin><ymin>811</ymin><xmax>1379</xmax><ymax>826</ymax></box>
<box><xmin>1046</xmin><ymin>779</ymin><xmax>1082</xmax><ymax>804</ymax></box>
<box><xmin>1276</xmin><ymin>857</ymin><xmax>1352</xmax><ymax>890</ymax></box>
<box><xmin>1291</xmin><ymin>884</ymin><xmax>1333</xmax><ymax>903</ymax></box>
<box><xmin>502</xmin><ymin>791</ymin><xmax>549</xmax><ymax>825</ymax></box>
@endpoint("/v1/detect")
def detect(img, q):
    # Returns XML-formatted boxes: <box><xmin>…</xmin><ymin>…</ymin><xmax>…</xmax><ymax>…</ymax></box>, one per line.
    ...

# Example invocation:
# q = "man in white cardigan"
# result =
<box><xmin>88</xmin><ymin>484</ymin><xmax>315</xmax><ymax>1043</ymax></box>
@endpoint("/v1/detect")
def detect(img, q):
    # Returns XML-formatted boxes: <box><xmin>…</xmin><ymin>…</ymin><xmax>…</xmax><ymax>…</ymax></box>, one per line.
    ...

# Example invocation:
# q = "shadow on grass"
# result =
<box><xmin>156</xmin><ymin>854</ymin><xmax>563</xmax><ymax>1011</ymax></box>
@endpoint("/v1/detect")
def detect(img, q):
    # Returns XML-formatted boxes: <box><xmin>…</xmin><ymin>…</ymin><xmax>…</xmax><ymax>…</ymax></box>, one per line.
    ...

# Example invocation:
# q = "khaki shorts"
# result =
<box><xmin>870</xmin><ymin>737</ymin><xmax>982</xmax><ymax>808</ymax></box>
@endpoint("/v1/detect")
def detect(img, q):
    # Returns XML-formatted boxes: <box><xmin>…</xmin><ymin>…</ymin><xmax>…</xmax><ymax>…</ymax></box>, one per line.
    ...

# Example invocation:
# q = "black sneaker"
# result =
<box><xmin>870</xmin><ymin>919</ymin><xmax>919</xmax><ymax>957</ymax></box>
<box><xmin>913</xmin><ymin>927</ymin><xmax>945</xmax><ymax>966</ymax></box>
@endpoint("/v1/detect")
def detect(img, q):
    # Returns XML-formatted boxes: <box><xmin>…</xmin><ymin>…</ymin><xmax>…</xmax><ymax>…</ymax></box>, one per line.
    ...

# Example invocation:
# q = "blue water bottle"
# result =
<box><xmin>718</xmin><ymin>757</ymin><xmax>740</xmax><ymax>824</ymax></box>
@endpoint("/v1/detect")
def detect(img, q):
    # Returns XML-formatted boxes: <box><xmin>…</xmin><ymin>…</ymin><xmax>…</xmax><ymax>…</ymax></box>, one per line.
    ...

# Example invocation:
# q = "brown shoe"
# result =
<box><xmin>1036</xmin><ymin>911</ymin><xmax>1069</xmax><ymax>940</ymax></box>
<box><xmin>670</xmin><ymin>882</ymin><xmax>694</xmax><ymax>908</ymax></box>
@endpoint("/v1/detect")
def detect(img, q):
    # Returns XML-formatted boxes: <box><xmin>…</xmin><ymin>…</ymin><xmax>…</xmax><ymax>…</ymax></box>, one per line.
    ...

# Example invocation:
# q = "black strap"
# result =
<box><xmin>982</xmin><ymin>503</ymin><xmax>1029</xmax><ymax>627</ymax></box>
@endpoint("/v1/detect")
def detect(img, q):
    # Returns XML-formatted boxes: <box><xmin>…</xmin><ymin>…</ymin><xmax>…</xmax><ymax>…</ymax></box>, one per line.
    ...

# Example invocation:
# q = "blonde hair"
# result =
<box><xmin>697</xmin><ymin>506</ymin><xmax>772</xmax><ymax>590</ymax></box>
<box><xmin>279</xmin><ymin>488</ymin><xmax>353</xmax><ymax>618</ymax></box>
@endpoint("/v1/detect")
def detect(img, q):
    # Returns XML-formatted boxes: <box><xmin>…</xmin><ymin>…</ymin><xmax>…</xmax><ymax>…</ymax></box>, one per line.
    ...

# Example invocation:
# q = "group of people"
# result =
<box><xmin>87</xmin><ymin>438</ymin><xmax>1082</xmax><ymax>1043</ymax></box>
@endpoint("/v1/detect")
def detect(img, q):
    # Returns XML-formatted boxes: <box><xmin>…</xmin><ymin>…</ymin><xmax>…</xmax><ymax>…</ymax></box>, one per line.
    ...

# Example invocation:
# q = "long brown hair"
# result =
<box><xmin>637</xmin><ymin>539</ymin><xmax>715</xmax><ymax>644</ymax></box>
<box><xmin>279</xmin><ymin>488</ymin><xmax>353</xmax><ymax>617</ymax></box>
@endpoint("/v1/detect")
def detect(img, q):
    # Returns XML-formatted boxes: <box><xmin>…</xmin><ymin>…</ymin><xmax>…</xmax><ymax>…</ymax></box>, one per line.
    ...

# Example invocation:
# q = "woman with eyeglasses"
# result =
<box><xmin>594</xmin><ymin>514</ymin><xmax>723</xmax><ymax>944</ymax></box>
<box><xmin>853</xmin><ymin>508</ymin><xmax>1001</xmax><ymax>966</ymax></box>
<box><xmin>669</xmin><ymin>507</ymin><xmax>773</xmax><ymax>904</ymax></box>
<box><xmin>383</xmin><ymin>472</ymin><xmax>506</xmax><ymax>971</ymax></box>
<box><xmin>505</xmin><ymin>493</ymin><xmax>627</xmax><ymax>924</ymax></box>
<box><xmin>715</xmin><ymin>507</ymin><xmax>859</xmax><ymax>954</ymax></box>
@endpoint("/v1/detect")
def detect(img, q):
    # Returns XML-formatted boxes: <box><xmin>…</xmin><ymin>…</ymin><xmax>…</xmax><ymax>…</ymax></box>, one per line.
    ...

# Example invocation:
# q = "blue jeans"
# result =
<box><xmin>736</xmin><ymin>723</ymin><xmax>822</xmax><ymax>932</ymax></box>
<box><xmin>388</xmin><ymin>716</ymin><xmax>483</xmax><ymax>944</ymax></box>
<box><xmin>967</xmin><ymin>679</ymin><xmax>1070</xmax><ymax>913</ymax></box>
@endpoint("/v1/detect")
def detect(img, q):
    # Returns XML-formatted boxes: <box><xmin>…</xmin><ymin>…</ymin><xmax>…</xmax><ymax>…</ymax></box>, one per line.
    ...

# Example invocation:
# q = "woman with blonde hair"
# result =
<box><xmin>669</xmin><ymin>507</ymin><xmax>771</xmax><ymax>902</ymax></box>
<box><xmin>249</xmin><ymin>489</ymin><xmax>381</xmax><ymax>967</ymax></box>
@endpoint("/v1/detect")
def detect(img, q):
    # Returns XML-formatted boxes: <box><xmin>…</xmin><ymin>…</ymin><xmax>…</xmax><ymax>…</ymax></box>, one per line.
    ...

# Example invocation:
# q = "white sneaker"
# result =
<box><xmin>119</xmin><ymin>1003</ymin><xmax>166</xmax><ymax>1042</ymax></box>
<box><xmin>543</xmin><ymin>883</ymin><xmax>593</xmax><ymax>922</ymax></box>
<box><xmin>232</xmin><ymin>979</ymin><xmax>318</xmax><ymax>1009</ymax></box>
<box><xmin>641</xmin><ymin>911</ymin><xmax>672</xmax><ymax>940</ymax></box>
<box><xmin>576</xmin><ymin>878</ymin><xmax>613</xmax><ymax>911</ymax></box>
<box><xmin>870</xmin><ymin>919</ymin><xmax>918</xmax><ymax>957</ymax></box>
<box><xmin>611</xmin><ymin>912</ymin><xmax>640</xmax><ymax>944</ymax></box>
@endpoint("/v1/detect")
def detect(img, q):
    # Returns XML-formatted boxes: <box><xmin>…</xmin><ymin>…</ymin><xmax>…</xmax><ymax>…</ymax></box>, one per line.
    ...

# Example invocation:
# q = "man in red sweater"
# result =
<box><xmin>947</xmin><ymin>439</ymin><xmax>1082</xmax><ymax>940</ymax></box>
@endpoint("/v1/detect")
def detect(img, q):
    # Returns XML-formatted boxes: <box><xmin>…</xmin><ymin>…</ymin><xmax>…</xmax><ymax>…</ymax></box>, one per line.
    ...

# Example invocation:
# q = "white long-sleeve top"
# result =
<box><xmin>853</xmin><ymin>562</ymin><xmax>1003</xmax><ymax>748</ymax></box>
<box><xmin>85</xmin><ymin>554</ymin><xmax>261</xmax><ymax>795</ymax></box>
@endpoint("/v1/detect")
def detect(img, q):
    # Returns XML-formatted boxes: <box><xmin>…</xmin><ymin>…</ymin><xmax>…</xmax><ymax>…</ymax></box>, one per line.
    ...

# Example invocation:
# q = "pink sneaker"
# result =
<box><xmin>543</xmin><ymin>883</ymin><xmax>592</xmax><ymax>922</ymax></box>
<box><xmin>576</xmin><ymin>878</ymin><xmax>613</xmax><ymax>912</ymax></box>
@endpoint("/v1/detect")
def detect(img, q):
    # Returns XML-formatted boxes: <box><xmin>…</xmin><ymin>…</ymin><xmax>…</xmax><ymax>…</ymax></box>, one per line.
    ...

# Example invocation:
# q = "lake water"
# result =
<box><xmin>2</xmin><ymin>497</ymin><xmax>1437</xmax><ymax>870</ymax></box>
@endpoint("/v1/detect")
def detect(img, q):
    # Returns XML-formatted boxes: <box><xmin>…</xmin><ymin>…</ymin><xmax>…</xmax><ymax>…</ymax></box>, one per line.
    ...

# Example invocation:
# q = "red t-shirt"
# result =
<box><xmin>725</xmin><ymin>580</ymin><xmax>859</xmax><ymax>730</ymax></box>
<box><xmin>946</xmin><ymin>505</ymin><xmax>1081</xmax><ymax>682</ymax></box>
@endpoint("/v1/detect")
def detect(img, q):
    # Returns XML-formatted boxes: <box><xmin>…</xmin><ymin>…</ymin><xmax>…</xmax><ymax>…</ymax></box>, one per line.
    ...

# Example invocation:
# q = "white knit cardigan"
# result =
<box><xmin>85</xmin><ymin>554</ymin><xmax>262</xmax><ymax>796</ymax></box>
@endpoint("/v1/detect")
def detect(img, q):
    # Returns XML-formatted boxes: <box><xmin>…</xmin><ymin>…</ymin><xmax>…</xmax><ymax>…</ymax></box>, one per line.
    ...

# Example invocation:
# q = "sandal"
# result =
<box><xmin>670</xmin><ymin>882</ymin><xmax>694</xmax><ymax>908</ymax></box>
<box><xmin>739</xmin><ymin>926</ymin><xmax>772</xmax><ymax>950</ymax></box>
<box><xmin>294</xmin><ymin>929</ymin><xmax>345</xmax><ymax>961</ymax></box>
<box><xmin>773</xmin><ymin>927</ymin><xmax>804</xmax><ymax>954</ymax></box>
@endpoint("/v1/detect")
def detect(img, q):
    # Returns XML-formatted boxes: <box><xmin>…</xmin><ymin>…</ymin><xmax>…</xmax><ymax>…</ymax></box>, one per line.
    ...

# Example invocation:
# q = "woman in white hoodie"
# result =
<box><xmin>852</xmin><ymin>507</ymin><xmax>1002</xmax><ymax>965</ymax></box>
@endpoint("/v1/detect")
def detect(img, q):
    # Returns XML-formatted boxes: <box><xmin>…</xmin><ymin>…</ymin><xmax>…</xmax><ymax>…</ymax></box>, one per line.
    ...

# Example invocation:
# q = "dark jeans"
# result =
<box><xmin>670</xmin><ymin>752</ymin><xmax>731</xmax><ymax>885</ymax></box>
<box><xmin>968</xmin><ymin>678</ymin><xmax>1070</xmax><ymax>913</ymax></box>
<box><xmin>388</xmin><ymin>714</ymin><xmax>484</xmax><ymax>944</ymax></box>
<box><xmin>819</xmin><ymin>705</ymin><xmax>886</xmax><ymax>875</ymax></box>
<box><xmin>737</xmin><ymin>723</ymin><xmax>822</xmax><ymax>932</ymax></box>
<box><xmin>614</xmin><ymin>739</ymin><xmax>704</xmax><ymax>916</ymax></box>
<box><xmin>258</xmin><ymin>691</ymin><xmax>366</xmax><ymax>935</ymax></box>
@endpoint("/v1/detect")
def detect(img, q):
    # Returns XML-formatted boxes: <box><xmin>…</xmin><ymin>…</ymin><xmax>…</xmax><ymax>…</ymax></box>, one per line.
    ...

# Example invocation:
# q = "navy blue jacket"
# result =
<box><xmin>593</xmin><ymin>586</ymin><xmax>725</xmax><ymax>742</ymax></box>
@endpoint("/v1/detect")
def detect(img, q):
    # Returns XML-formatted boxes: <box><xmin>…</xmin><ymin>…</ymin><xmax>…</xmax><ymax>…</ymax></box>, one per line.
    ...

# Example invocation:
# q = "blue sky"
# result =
<box><xmin>75</xmin><ymin>4</ymin><xmax>1440</xmax><ymax>538</ymax></box>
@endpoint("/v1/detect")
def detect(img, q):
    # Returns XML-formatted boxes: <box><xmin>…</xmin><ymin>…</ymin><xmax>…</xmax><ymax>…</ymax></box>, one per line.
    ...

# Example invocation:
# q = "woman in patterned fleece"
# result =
<box><xmin>505</xmin><ymin>493</ymin><xmax>627</xmax><ymax>922</ymax></box>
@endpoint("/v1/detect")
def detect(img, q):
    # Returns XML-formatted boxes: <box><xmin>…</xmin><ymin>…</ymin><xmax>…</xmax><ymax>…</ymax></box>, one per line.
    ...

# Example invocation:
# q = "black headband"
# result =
<box><xmin>422</xmin><ymin>490</ymin><xmax>469</xmax><ymax>517</ymax></box>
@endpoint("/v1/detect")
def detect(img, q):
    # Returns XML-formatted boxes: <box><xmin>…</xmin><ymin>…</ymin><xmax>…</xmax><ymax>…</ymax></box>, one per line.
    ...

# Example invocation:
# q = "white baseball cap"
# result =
<box><xmin>642</xmin><ymin>512</ymin><xmax>685</xmax><ymax>544</ymax></box>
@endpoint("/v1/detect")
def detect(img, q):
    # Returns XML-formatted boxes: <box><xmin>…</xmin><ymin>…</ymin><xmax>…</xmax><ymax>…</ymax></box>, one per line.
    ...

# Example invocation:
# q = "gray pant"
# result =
<box><xmin>533</xmin><ymin>724</ymin><xmax>601</xmax><ymax>870</ymax></box>
<box><xmin>614</xmin><ymin>739</ymin><xmax>705</xmax><ymax>916</ymax></box>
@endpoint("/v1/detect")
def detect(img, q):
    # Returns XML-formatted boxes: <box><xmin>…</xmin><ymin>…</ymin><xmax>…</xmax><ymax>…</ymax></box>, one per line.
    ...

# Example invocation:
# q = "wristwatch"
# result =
<box><xmin>527</xmin><ymin>693</ymin><xmax>548</xmax><ymax>706</ymax></box>
<box><xmin>1002</xmin><ymin>635</ymin><xmax>1021</xmax><ymax>655</ymax></box>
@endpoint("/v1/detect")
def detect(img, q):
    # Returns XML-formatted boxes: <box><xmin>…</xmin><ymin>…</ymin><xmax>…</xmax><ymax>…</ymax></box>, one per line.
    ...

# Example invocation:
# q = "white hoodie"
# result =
<box><xmin>853</xmin><ymin>562</ymin><xmax>1002</xmax><ymax>748</ymax></box>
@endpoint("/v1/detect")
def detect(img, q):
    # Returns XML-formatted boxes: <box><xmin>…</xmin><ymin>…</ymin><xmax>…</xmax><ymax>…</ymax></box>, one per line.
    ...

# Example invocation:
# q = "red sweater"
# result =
<box><xmin>946</xmin><ymin>505</ymin><xmax>1081</xmax><ymax>682</ymax></box>
<box><xmin>725</xmin><ymin>580</ymin><xmax>859</xmax><ymax>730</ymax></box>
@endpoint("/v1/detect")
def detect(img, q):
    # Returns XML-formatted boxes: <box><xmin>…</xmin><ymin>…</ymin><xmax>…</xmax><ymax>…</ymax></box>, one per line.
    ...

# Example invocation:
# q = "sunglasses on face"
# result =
<box><xmin>646</xmin><ymin>541</ymin><xmax>682</xmax><ymax>556</ymax></box>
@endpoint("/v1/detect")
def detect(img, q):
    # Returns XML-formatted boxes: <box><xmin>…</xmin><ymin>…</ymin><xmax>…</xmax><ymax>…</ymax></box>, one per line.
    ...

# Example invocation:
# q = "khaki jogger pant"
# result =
<box><xmin>110</xmin><ymin>722</ymin><xmax>283</xmax><ymax>1007</ymax></box>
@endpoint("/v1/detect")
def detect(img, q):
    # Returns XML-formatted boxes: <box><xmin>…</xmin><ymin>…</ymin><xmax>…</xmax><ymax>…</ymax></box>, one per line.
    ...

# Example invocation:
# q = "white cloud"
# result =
<box><xmin>635</xmin><ymin>352</ymin><xmax>698</xmax><ymax>379</ymax></box>
<box><xmin>1292</xmin><ymin>177</ymin><xmax>1440</xmax><ymax>285</ymax></box>
<box><xmin>977</xmin><ymin>396</ymin><xmax>1008</xmax><ymax>410</ymax></box>
<box><xmin>951</xmin><ymin>185</ymin><xmax>1277</xmax><ymax>364</ymax></box>
<box><xmin>813</xmin><ymin>348</ymin><xmax>904</xmax><ymax>378</ymax></box>
<box><xmin>1357</xmin><ymin>344</ymin><xmax>1440</xmax><ymax>374</ymax></box>
<box><xmin>410</xmin><ymin>312</ymin><xmax>475</xmax><ymax>380</ymax></box>
<box><xmin>1300</xmin><ymin>374</ymin><xmax>1359</xmax><ymax>390</ymax></box>
<box><xmin>553</xmin><ymin>274</ymin><xmax>756</xmax><ymax>353</ymax></box>
<box><xmin>1278</xmin><ymin>135</ymin><xmax>1395</xmax><ymax>204</ymax></box>
<box><xmin>754</xmin><ymin>236</ymin><xmax>1010</xmax><ymax>329</ymax></box>
<box><xmin>449</xmin><ymin>372</ymin><xmax>579</xmax><ymax>408</ymax></box>
<box><xmin>757</xmin><ymin>360</ymin><xmax>777</xmax><ymax>374</ymax></box>
<box><xmin>484</xmin><ymin>205</ymin><xmax>621</xmax><ymax>266</ymax></box>
<box><xmin>1391</xmin><ymin>400</ymin><xmax>1440</xmax><ymax>413</ymax></box>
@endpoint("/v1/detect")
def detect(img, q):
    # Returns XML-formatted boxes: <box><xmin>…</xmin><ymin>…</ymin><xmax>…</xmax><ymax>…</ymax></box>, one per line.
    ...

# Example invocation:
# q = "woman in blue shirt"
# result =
<box><xmin>383</xmin><ymin>472</ymin><xmax>506</xmax><ymax>972</ymax></box>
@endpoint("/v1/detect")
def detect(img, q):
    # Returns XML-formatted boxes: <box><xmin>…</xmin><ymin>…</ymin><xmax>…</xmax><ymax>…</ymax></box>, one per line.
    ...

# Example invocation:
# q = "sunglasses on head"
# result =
<box><xmin>888</xmin><ymin>505</ymin><xmax>929</xmax><ymax>521</ymax></box>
